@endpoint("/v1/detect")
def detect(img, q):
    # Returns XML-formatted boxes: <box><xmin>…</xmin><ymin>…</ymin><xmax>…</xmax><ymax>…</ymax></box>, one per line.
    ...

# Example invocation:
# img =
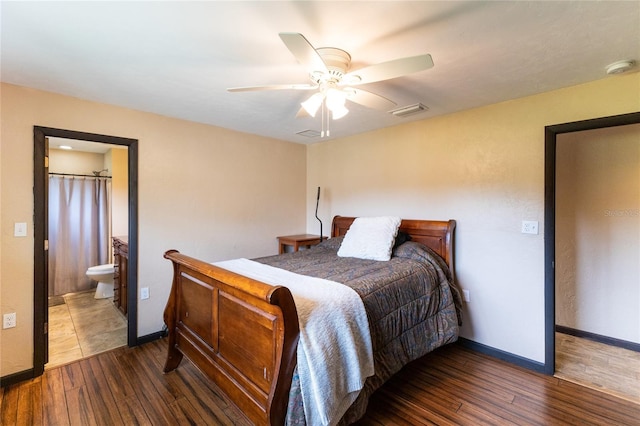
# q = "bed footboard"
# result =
<box><xmin>163</xmin><ymin>250</ymin><xmax>299</xmax><ymax>425</ymax></box>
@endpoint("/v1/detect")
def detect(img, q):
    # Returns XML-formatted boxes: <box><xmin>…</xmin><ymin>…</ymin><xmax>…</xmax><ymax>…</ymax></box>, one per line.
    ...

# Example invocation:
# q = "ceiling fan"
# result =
<box><xmin>228</xmin><ymin>33</ymin><xmax>434</xmax><ymax>131</ymax></box>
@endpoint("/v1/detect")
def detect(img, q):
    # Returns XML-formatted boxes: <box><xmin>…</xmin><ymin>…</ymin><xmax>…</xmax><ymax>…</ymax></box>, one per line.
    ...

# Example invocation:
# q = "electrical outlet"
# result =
<box><xmin>3</xmin><ymin>313</ymin><xmax>17</xmax><ymax>329</ymax></box>
<box><xmin>521</xmin><ymin>220</ymin><xmax>539</xmax><ymax>235</ymax></box>
<box><xmin>140</xmin><ymin>287</ymin><xmax>149</xmax><ymax>300</ymax></box>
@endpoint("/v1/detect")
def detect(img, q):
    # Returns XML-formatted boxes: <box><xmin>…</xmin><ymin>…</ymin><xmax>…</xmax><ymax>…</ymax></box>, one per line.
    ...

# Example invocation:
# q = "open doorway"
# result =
<box><xmin>554</xmin><ymin>123</ymin><xmax>640</xmax><ymax>402</ymax></box>
<box><xmin>544</xmin><ymin>111</ymin><xmax>640</xmax><ymax>381</ymax></box>
<box><xmin>33</xmin><ymin>126</ymin><xmax>138</xmax><ymax>377</ymax></box>
<box><xmin>45</xmin><ymin>138</ymin><xmax>129</xmax><ymax>368</ymax></box>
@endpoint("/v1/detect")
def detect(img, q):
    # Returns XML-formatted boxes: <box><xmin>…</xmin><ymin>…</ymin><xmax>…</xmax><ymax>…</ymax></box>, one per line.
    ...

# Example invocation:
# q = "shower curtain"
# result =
<box><xmin>48</xmin><ymin>175</ymin><xmax>111</xmax><ymax>296</ymax></box>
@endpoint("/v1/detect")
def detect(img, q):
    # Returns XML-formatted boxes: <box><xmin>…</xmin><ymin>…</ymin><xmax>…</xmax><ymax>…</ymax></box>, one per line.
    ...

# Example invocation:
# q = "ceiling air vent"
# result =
<box><xmin>297</xmin><ymin>129</ymin><xmax>322</xmax><ymax>138</ymax></box>
<box><xmin>389</xmin><ymin>103</ymin><xmax>429</xmax><ymax>118</ymax></box>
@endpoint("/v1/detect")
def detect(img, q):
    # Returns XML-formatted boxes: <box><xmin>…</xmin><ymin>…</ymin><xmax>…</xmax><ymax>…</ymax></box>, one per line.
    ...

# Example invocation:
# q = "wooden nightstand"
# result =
<box><xmin>277</xmin><ymin>234</ymin><xmax>327</xmax><ymax>254</ymax></box>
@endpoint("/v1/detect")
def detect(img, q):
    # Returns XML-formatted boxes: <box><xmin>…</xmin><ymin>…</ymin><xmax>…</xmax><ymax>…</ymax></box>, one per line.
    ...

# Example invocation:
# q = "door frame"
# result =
<box><xmin>543</xmin><ymin>111</ymin><xmax>640</xmax><ymax>375</ymax></box>
<box><xmin>33</xmin><ymin>126</ymin><xmax>139</xmax><ymax>376</ymax></box>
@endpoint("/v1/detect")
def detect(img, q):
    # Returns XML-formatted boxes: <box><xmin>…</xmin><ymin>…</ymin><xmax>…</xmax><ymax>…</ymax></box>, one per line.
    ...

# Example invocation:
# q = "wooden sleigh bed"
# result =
<box><xmin>163</xmin><ymin>216</ymin><xmax>460</xmax><ymax>425</ymax></box>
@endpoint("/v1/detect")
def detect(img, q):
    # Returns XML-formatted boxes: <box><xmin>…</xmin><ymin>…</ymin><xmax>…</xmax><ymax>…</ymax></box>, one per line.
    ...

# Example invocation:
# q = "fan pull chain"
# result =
<box><xmin>326</xmin><ymin>101</ymin><xmax>331</xmax><ymax>137</ymax></box>
<box><xmin>321</xmin><ymin>99</ymin><xmax>326</xmax><ymax>137</ymax></box>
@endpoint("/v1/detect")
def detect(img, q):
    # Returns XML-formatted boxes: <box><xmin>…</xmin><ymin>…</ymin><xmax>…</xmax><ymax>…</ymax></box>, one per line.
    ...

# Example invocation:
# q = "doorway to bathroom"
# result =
<box><xmin>46</xmin><ymin>138</ymin><xmax>127</xmax><ymax>368</ymax></box>
<box><xmin>33</xmin><ymin>127</ymin><xmax>139</xmax><ymax>377</ymax></box>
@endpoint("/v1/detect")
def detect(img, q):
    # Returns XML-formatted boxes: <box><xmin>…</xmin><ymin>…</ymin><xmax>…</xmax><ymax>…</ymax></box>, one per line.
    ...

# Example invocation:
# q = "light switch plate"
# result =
<box><xmin>14</xmin><ymin>222</ymin><xmax>27</xmax><ymax>237</ymax></box>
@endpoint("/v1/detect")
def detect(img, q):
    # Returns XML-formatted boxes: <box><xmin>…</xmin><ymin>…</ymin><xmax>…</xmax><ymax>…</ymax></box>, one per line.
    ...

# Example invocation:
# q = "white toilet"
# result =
<box><xmin>86</xmin><ymin>263</ymin><xmax>115</xmax><ymax>299</ymax></box>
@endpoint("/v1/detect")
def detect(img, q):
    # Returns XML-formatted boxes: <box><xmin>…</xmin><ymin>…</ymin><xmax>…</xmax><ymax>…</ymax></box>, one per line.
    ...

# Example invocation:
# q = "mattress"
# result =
<box><xmin>255</xmin><ymin>236</ymin><xmax>462</xmax><ymax>424</ymax></box>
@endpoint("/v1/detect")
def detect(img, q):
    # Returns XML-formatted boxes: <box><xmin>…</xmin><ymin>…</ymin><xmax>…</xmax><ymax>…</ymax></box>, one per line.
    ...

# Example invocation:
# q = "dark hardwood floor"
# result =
<box><xmin>2</xmin><ymin>338</ymin><xmax>638</xmax><ymax>425</ymax></box>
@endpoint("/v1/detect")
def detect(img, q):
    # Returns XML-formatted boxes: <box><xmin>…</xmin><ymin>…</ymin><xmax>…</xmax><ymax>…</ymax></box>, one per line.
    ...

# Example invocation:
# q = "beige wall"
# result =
<box><xmin>0</xmin><ymin>83</ymin><xmax>306</xmax><ymax>376</ymax></box>
<box><xmin>307</xmin><ymin>73</ymin><xmax>640</xmax><ymax>362</ymax></box>
<box><xmin>556</xmin><ymin>124</ymin><xmax>639</xmax><ymax>343</ymax></box>
<box><xmin>109</xmin><ymin>148</ymin><xmax>129</xmax><ymax>238</ymax></box>
<box><xmin>2</xmin><ymin>74</ymin><xmax>638</xmax><ymax>378</ymax></box>
<box><xmin>49</xmin><ymin>148</ymin><xmax>106</xmax><ymax>175</ymax></box>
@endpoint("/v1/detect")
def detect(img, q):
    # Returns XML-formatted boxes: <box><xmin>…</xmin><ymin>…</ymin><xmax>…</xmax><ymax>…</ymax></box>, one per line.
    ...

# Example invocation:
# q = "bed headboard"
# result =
<box><xmin>331</xmin><ymin>216</ymin><xmax>456</xmax><ymax>280</ymax></box>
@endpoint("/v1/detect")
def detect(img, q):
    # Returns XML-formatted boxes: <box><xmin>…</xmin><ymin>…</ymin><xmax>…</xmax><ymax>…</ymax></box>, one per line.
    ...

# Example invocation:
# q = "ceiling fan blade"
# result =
<box><xmin>343</xmin><ymin>54</ymin><xmax>434</xmax><ymax>85</ymax></box>
<box><xmin>347</xmin><ymin>88</ymin><xmax>397</xmax><ymax>111</ymax></box>
<box><xmin>279</xmin><ymin>32</ymin><xmax>328</xmax><ymax>74</ymax></box>
<box><xmin>227</xmin><ymin>84</ymin><xmax>317</xmax><ymax>92</ymax></box>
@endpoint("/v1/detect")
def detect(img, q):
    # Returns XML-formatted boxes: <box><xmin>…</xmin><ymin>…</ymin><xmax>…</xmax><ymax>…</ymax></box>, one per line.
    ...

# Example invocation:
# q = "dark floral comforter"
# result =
<box><xmin>255</xmin><ymin>236</ymin><xmax>462</xmax><ymax>425</ymax></box>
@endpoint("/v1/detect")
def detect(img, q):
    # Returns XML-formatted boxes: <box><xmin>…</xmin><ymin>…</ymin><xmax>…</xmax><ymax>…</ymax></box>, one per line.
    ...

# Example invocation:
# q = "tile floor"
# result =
<box><xmin>46</xmin><ymin>290</ymin><xmax>127</xmax><ymax>369</ymax></box>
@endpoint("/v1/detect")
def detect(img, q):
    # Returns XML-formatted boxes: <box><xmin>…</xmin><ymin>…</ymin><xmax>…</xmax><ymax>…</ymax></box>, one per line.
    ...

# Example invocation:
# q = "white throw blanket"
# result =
<box><xmin>214</xmin><ymin>258</ymin><xmax>374</xmax><ymax>426</ymax></box>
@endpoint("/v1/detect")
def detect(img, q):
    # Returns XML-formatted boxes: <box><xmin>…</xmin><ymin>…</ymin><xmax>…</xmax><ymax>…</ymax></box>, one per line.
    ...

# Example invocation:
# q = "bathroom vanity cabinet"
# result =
<box><xmin>113</xmin><ymin>236</ymin><xmax>128</xmax><ymax>316</ymax></box>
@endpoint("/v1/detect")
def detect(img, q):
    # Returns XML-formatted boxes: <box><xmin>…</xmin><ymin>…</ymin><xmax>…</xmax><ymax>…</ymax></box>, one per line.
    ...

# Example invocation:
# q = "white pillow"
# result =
<box><xmin>337</xmin><ymin>216</ymin><xmax>402</xmax><ymax>261</ymax></box>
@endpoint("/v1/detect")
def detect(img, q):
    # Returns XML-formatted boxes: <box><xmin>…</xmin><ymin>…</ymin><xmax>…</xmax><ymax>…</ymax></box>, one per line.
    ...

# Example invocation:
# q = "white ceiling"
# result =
<box><xmin>2</xmin><ymin>1</ymin><xmax>639</xmax><ymax>144</ymax></box>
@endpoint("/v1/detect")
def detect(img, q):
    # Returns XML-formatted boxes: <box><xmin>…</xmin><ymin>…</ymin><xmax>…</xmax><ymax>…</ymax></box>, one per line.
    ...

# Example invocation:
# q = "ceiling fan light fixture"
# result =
<box><xmin>331</xmin><ymin>104</ymin><xmax>349</xmax><ymax>120</ymax></box>
<box><xmin>301</xmin><ymin>92</ymin><xmax>324</xmax><ymax>117</ymax></box>
<box><xmin>326</xmin><ymin>88</ymin><xmax>349</xmax><ymax>119</ymax></box>
<box><xmin>325</xmin><ymin>88</ymin><xmax>346</xmax><ymax>108</ymax></box>
<box><xmin>230</xmin><ymin>33</ymin><xmax>436</xmax><ymax>137</ymax></box>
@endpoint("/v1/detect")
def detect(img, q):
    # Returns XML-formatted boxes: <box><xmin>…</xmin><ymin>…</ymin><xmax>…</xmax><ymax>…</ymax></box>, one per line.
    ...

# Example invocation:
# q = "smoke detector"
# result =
<box><xmin>606</xmin><ymin>60</ymin><xmax>635</xmax><ymax>75</ymax></box>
